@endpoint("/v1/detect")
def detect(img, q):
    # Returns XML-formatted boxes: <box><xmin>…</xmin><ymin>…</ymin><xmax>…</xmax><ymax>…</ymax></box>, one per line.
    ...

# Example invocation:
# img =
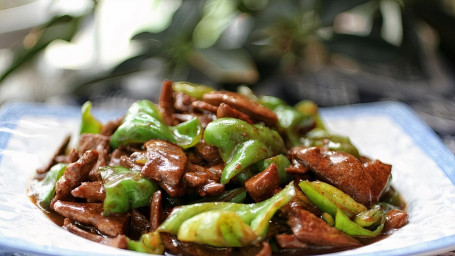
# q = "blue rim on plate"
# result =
<box><xmin>1</xmin><ymin>100</ymin><xmax>455</xmax><ymax>256</ymax></box>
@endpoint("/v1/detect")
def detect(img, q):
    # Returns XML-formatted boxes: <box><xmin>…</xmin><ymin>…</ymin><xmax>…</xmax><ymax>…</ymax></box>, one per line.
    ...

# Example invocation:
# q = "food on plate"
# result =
<box><xmin>29</xmin><ymin>80</ymin><xmax>408</xmax><ymax>255</ymax></box>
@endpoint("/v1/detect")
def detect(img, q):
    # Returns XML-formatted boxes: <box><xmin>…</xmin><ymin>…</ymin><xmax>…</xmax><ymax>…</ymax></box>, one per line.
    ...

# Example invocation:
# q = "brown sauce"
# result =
<box><xmin>28</xmin><ymin>193</ymin><xmax>65</xmax><ymax>227</ymax></box>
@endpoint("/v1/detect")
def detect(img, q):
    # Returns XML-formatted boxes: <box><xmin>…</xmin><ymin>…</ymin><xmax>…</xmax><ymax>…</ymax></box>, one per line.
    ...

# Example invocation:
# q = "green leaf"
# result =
<box><xmin>0</xmin><ymin>15</ymin><xmax>82</xmax><ymax>82</ymax></box>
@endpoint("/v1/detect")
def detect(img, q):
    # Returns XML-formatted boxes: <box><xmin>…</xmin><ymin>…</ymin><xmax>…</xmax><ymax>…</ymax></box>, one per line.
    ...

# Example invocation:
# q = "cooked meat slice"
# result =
<box><xmin>150</xmin><ymin>190</ymin><xmax>163</xmax><ymax>232</ymax></box>
<box><xmin>206</xmin><ymin>163</ymin><xmax>224</xmax><ymax>178</ymax></box>
<box><xmin>183</xmin><ymin>163</ymin><xmax>222</xmax><ymax>188</ymax></box>
<box><xmin>68</xmin><ymin>148</ymin><xmax>80</xmax><ymax>163</ymax></box>
<box><xmin>191</xmin><ymin>100</ymin><xmax>218</xmax><ymax>113</ymax></box>
<box><xmin>195</xmin><ymin>113</ymin><xmax>215</xmax><ymax>128</ymax></box>
<box><xmin>255</xmin><ymin>242</ymin><xmax>272</xmax><ymax>256</ymax></box>
<box><xmin>123</xmin><ymin>151</ymin><xmax>146</xmax><ymax>172</ymax></box>
<box><xmin>195</xmin><ymin>141</ymin><xmax>221</xmax><ymax>164</ymax></box>
<box><xmin>161</xmin><ymin>233</ymin><xmax>233</xmax><ymax>256</ymax></box>
<box><xmin>216</xmin><ymin>103</ymin><xmax>253</xmax><ymax>124</ymax></box>
<box><xmin>197</xmin><ymin>181</ymin><xmax>225</xmax><ymax>197</ymax></box>
<box><xmin>52</xmin><ymin>150</ymin><xmax>99</xmax><ymax>205</ymax></box>
<box><xmin>291</xmin><ymin>147</ymin><xmax>391</xmax><ymax>206</ymax></box>
<box><xmin>78</xmin><ymin>134</ymin><xmax>110</xmax><ymax>156</ymax></box>
<box><xmin>141</xmin><ymin>140</ymin><xmax>187</xmax><ymax>197</ymax></box>
<box><xmin>183</xmin><ymin>171</ymin><xmax>208</xmax><ymax>188</ymax></box>
<box><xmin>63</xmin><ymin>218</ymin><xmax>127</xmax><ymax>248</ymax></box>
<box><xmin>183</xmin><ymin>162</ymin><xmax>225</xmax><ymax>197</ymax></box>
<box><xmin>245</xmin><ymin>164</ymin><xmax>281</xmax><ymax>202</ymax></box>
<box><xmin>285</xmin><ymin>159</ymin><xmax>308</xmax><ymax>175</ymax></box>
<box><xmin>203</xmin><ymin>90</ymin><xmax>278</xmax><ymax>126</ymax></box>
<box><xmin>174</xmin><ymin>92</ymin><xmax>197</xmax><ymax>113</ymax></box>
<box><xmin>384</xmin><ymin>209</ymin><xmax>408</xmax><ymax>232</ymax></box>
<box><xmin>275</xmin><ymin>234</ymin><xmax>308</xmax><ymax>249</ymax></box>
<box><xmin>362</xmin><ymin>160</ymin><xmax>393</xmax><ymax>204</ymax></box>
<box><xmin>54</xmin><ymin>201</ymin><xmax>129</xmax><ymax>237</ymax></box>
<box><xmin>287</xmin><ymin>208</ymin><xmax>361</xmax><ymax>247</ymax></box>
<box><xmin>238</xmin><ymin>242</ymin><xmax>273</xmax><ymax>256</ymax></box>
<box><xmin>89</xmin><ymin>145</ymin><xmax>108</xmax><ymax>181</ymax></box>
<box><xmin>71</xmin><ymin>181</ymin><xmax>105</xmax><ymax>202</ymax></box>
<box><xmin>101</xmin><ymin>117</ymin><xmax>123</xmax><ymax>136</ymax></box>
<box><xmin>159</xmin><ymin>80</ymin><xmax>176</xmax><ymax>126</ymax></box>
<box><xmin>160</xmin><ymin>233</ymin><xmax>183</xmax><ymax>255</ymax></box>
<box><xmin>108</xmin><ymin>148</ymin><xmax>128</xmax><ymax>166</ymax></box>
<box><xmin>77</xmin><ymin>134</ymin><xmax>110</xmax><ymax>181</ymax></box>
<box><xmin>131</xmin><ymin>209</ymin><xmax>150</xmax><ymax>238</ymax></box>
<box><xmin>37</xmin><ymin>134</ymin><xmax>71</xmax><ymax>174</ymax></box>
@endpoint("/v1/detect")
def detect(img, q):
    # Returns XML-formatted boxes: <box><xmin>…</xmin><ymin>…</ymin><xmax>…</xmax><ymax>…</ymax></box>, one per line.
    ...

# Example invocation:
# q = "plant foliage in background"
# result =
<box><xmin>1</xmin><ymin>0</ymin><xmax>454</xmax><ymax>152</ymax></box>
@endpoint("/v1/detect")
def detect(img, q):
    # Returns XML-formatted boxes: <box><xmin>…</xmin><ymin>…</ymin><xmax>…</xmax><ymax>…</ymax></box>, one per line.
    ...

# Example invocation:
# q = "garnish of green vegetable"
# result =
<box><xmin>254</xmin><ymin>154</ymin><xmax>292</xmax><ymax>185</ymax></box>
<box><xmin>100</xmin><ymin>166</ymin><xmax>160</xmax><ymax>216</ymax></box>
<box><xmin>335</xmin><ymin>208</ymin><xmax>384</xmax><ymax>237</ymax></box>
<box><xmin>354</xmin><ymin>204</ymin><xmax>385</xmax><ymax>228</ymax></box>
<box><xmin>299</xmin><ymin>181</ymin><xmax>384</xmax><ymax>238</ymax></box>
<box><xmin>292</xmin><ymin>99</ymin><xmax>360</xmax><ymax>158</ymax></box>
<box><xmin>110</xmin><ymin>100</ymin><xmax>202</xmax><ymax>149</ymax></box>
<box><xmin>172</xmin><ymin>81</ymin><xmax>214</xmax><ymax>99</ymax></box>
<box><xmin>260</xmin><ymin>96</ymin><xmax>314</xmax><ymax>146</ymax></box>
<box><xmin>178</xmin><ymin>210</ymin><xmax>257</xmax><ymax>247</ymax></box>
<box><xmin>301</xmin><ymin>181</ymin><xmax>367</xmax><ymax>218</ymax></box>
<box><xmin>158</xmin><ymin>182</ymin><xmax>296</xmax><ymax>247</ymax></box>
<box><xmin>127</xmin><ymin>231</ymin><xmax>164</xmax><ymax>254</ymax></box>
<box><xmin>302</xmin><ymin>129</ymin><xmax>361</xmax><ymax>158</ymax></box>
<box><xmin>33</xmin><ymin>163</ymin><xmax>67</xmax><ymax>208</ymax></box>
<box><xmin>203</xmin><ymin>117</ymin><xmax>285</xmax><ymax>184</ymax></box>
<box><xmin>295</xmin><ymin>100</ymin><xmax>326</xmax><ymax>130</ymax></box>
<box><xmin>80</xmin><ymin>101</ymin><xmax>103</xmax><ymax>134</ymax></box>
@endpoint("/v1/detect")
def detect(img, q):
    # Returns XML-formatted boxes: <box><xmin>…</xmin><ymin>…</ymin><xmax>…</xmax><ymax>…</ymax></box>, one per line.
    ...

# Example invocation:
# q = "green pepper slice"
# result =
<box><xmin>80</xmin><ymin>101</ymin><xmax>103</xmax><ymax>134</ymax></box>
<box><xmin>158</xmin><ymin>182</ymin><xmax>296</xmax><ymax>246</ymax></box>
<box><xmin>110</xmin><ymin>100</ymin><xmax>202</xmax><ymax>149</ymax></box>
<box><xmin>204</xmin><ymin>117</ymin><xmax>285</xmax><ymax>184</ymax></box>
<box><xmin>100</xmin><ymin>166</ymin><xmax>160</xmax><ymax>215</ymax></box>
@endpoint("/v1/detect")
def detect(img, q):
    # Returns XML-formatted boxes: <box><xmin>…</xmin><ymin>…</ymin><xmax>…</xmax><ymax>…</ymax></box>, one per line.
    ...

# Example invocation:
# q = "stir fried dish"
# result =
<box><xmin>29</xmin><ymin>80</ymin><xmax>408</xmax><ymax>255</ymax></box>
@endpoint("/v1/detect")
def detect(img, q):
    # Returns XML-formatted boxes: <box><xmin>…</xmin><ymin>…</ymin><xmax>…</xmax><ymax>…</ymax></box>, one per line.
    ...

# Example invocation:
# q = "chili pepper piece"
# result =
<box><xmin>302</xmin><ymin>129</ymin><xmax>360</xmax><ymax>159</ymax></box>
<box><xmin>171</xmin><ymin>116</ymin><xmax>203</xmax><ymax>149</ymax></box>
<box><xmin>33</xmin><ymin>163</ymin><xmax>67</xmax><ymax>208</ymax></box>
<box><xmin>80</xmin><ymin>101</ymin><xmax>103</xmax><ymax>134</ymax></box>
<box><xmin>354</xmin><ymin>204</ymin><xmax>385</xmax><ymax>228</ymax></box>
<box><xmin>110</xmin><ymin>100</ymin><xmax>202</xmax><ymax>149</ymax></box>
<box><xmin>178</xmin><ymin>210</ymin><xmax>257</xmax><ymax>247</ymax></box>
<box><xmin>288</xmin><ymin>208</ymin><xmax>361</xmax><ymax>247</ymax></box>
<box><xmin>260</xmin><ymin>96</ymin><xmax>314</xmax><ymax>146</ymax></box>
<box><xmin>158</xmin><ymin>182</ymin><xmax>295</xmax><ymax>243</ymax></box>
<box><xmin>295</xmin><ymin>100</ymin><xmax>326</xmax><ymax>130</ymax></box>
<box><xmin>309</xmin><ymin>181</ymin><xmax>367</xmax><ymax>217</ymax></box>
<box><xmin>335</xmin><ymin>208</ymin><xmax>384</xmax><ymax>238</ymax></box>
<box><xmin>204</xmin><ymin>117</ymin><xmax>285</xmax><ymax>184</ymax></box>
<box><xmin>127</xmin><ymin>231</ymin><xmax>164</xmax><ymax>254</ymax></box>
<box><xmin>299</xmin><ymin>181</ymin><xmax>384</xmax><ymax>238</ymax></box>
<box><xmin>298</xmin><ymin>180</ymin><xmax>338</xmax><ymax>217</ymax></box>
<box><xmin>100</xmin><ymin>166</ymin><xmax>159</xmax><ymax>215</ymax></box>
<box><xmin>173</xmin><ymin>81</ymin><xmax>214</xmax><ymax>100</ymax></box>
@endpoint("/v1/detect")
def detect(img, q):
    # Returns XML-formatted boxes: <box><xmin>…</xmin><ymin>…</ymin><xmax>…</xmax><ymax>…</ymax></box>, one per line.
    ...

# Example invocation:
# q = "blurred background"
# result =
<box><xmin>0</xmin><ymin>0</ymin><xmax>454</xmax><ymax>153</ymax></box>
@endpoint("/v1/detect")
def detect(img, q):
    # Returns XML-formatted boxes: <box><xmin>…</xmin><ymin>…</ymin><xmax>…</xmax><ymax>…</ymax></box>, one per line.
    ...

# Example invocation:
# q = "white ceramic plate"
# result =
<box><xmin>1</xmin><ymin>101</ymin><xmax>455</xmax><ymax>256</ymax></box>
